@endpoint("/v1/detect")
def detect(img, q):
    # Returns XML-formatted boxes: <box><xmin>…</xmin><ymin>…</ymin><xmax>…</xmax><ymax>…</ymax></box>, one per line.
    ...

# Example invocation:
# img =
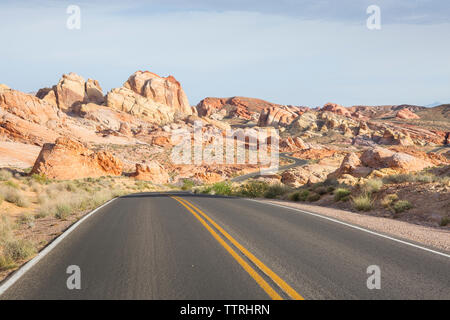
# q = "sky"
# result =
<box><xmin>0</xmin><ymin>0</ymin><xmax>449</xmax><ymax>107</ymax></box>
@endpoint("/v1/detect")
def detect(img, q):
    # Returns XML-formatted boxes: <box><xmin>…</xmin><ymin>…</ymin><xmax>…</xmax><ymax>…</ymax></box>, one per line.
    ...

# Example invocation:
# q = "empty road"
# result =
<box><xmin>1</xmin><ymin>192</ymin><xmax>449</xmax><ymax>300</ymax></box>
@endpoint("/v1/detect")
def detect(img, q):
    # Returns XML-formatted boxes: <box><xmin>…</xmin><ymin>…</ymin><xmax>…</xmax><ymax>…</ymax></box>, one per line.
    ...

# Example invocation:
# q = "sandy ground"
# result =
<box><xmin>260</xmin><ymin>199</ymin><xmax>450</xmax><ymax>253</ymax></box>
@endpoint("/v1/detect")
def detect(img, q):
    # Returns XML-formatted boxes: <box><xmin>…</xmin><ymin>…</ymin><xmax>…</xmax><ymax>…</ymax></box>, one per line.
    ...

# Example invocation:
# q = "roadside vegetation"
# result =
<box><xmin>0</xmin><ymin>169</ymin><xmax>160</xmax><ymax>273</ymax></box>
<box><xmin>194</xmin><ymin>166</ymin><xmax>449</xmax><ymax>225</ymax></box>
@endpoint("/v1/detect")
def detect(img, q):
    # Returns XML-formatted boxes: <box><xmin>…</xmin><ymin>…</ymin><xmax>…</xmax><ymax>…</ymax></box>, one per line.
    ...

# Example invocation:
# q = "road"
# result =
<box><xmin>231</xmin><ymin>153</ymin><xmax>308</xmax><ymax>182</ymax></box>
<box><xmin>1</xmin><ymin>192</ymin><xmax>449</xmax><ymax>300</ymax></box>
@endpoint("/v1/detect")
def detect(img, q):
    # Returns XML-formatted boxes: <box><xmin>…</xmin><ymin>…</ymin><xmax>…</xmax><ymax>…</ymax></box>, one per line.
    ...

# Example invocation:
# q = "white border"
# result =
<box><xmin>247</xmin><ymin>199</ymin><xmax>450</xmax><ymax>259</ymax></box>
<box><xmin>0</xmin><ymin>198</ymin><xmax>117</xmax><ymax>297</ymax></box>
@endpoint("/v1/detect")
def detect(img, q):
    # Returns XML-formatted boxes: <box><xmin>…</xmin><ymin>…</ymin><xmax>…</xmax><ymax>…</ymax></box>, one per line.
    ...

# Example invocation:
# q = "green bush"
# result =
<box><xmin>264</xmin><ymin>184</ymin><xmax>290</xmax><ymax>199</ymax></box>
<box><xmin>0</xmin><ymin>169</ymin><xmax>13</xmax><ymax>181</ymax></box>
<box><xmin>31</xmin><ymin>173</ymin><xmax>50</xmax><ymax>185</ymax></box>
<box><xmin>307</xmin><ymin>192</ymin><xmax>321</xmax><ymax>202</ymax></box>
<box><xmin>212</xmin><ymin>182</ymin><xmax>233</xmax><ymax>196</ymax></box>
<box><xmin>289</xmin><ymin>190</ymin><xmax>310</xmax><ymax>202</ymax></box>
<box><xmin>352</xmin><ymin>194</ymin><xmax>373</xmax><ymax>211</ymax></box>
<box><xmin>314</xmin><ymin>186</ymin><xmax>329</xmax><ymax>195</ymax></box>
<box><xmin>238</xmin><ymin>181</ymin><xmax>270</xmax><ymax>198</ymax></box>
<box><xmin>381</xmin><ymin>194</ymin><xmax>399</xmax><ymax>208</ymax></box>
<box><xmin>334</xmin><ymin>188</ymin><xmax>351</xmax><ymax>202</ymax></box>
<box><xmin>440</xmin><ymin>216</ymin><xmax>449</xmax><ymax>227</ymax></box>
<box><xmin>181</xmin><ymin>179</ymin><xmax>195</xmax><ymax>191</ymax></box>
<box><xmin>55</xmin><ymin>204</ymin><xmax>72</xmax><ymax>220</ymax></box>
<box><xmin>393</xmin><ymin>200</ymin><xmax>412</xmax><ymax>213</ymax></box>
<box><xmin>362</xmin><ymin>179</ymin><xmax>383</xmax><ymax>193</ymax></box>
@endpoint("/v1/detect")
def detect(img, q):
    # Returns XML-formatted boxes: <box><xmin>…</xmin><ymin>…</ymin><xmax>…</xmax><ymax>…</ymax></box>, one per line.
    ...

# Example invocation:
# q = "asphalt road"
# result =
<box><xmin>1</xmin><ymin>192</ymin><xmax>449</xmax><ymax>300</ymax></box>
<box><xmin>231</xmin><ymin>153</ymin><xmax>308</xmax><ymax>182</ymax></box>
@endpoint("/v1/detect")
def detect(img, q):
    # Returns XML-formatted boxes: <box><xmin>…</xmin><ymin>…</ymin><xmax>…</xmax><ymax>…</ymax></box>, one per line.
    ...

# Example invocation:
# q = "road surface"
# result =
<box><xmin>231</xmin><ymin>153</ymin><xmax>308</xmax><ymax>182</ymax></box>
<box><xmin>1</xmin><ymin>192</ymin><xmax>449</xmax><ymax>300</ymax></box>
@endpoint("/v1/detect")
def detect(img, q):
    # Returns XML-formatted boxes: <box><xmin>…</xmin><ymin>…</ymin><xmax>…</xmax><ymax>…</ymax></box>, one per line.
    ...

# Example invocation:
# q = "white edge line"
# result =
<box><xmin>0</xmin><ymin>198</ymin><xmax>118</xmax><ymax>297</ymax></box>
<box><xmin>246</xmin><ymin>199</ymin><xmax>450</xmax><ymax>259</ymax></box>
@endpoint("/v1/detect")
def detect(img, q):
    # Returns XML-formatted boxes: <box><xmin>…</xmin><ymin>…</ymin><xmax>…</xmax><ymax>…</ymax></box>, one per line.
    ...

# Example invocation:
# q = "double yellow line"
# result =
<box><xmin>170</xmin><ymin>195</ymin><xmax>304</xmax><ymax>300</ymax></box>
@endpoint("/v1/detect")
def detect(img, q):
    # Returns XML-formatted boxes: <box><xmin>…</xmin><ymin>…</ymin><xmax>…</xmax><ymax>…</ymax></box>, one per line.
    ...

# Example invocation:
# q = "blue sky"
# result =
<box><xmin>0</xmin><ymin>0</ymin><xmax>449</xmax><ymax>107</ymax></box>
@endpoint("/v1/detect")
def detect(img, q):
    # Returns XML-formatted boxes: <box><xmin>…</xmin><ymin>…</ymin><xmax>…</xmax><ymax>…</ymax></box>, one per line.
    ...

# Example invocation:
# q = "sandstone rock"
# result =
<box><xmin>118</xmin><ymin>122</ymin><xmax>132</xmax><ymax>136</ymax></box>
<box><xmin>396</xmin><ymin>109</ymin><xmax>420</xmax><ymax>120</ymax></box>
<box><xmin>322</xmin><ymin>103</ymin><xmax>352</xmax><ymax>117</ymax></box>
<box><xmin>54</xmin><ymin>73</ymin><xmax>88</xmax><ymax>111</ymax></box>
<box><xmin>132</xmin><ymin>160</ymin><xmax>170</xmax><ymax>184</ymax></box>
<box><xmin>37</xmin><ymin>73</ymin><xmax>105</xmax><ymax>112</ymax></box>
<box><xmin>258</xmin><ymin>106</ymin><xmax>301</xmax><ymax>127</ymax></box>
<box><xmin>31</xmin><ymin>137</ymin><xmax>123</xmax><ymax>179</ymax></box>
<box><xmin>86</xmin><ymin>79</ymin><xmax>105</xmax><ymax>105</ymax></box>
<box><xmin>328</xmin><ymin>152</ymin><xmax>363</xmax><ymax>179</ymax></box>
<box><xmin>106</xmin><ymin>87</ymin><xmax>173</xmax><ymax>124</ymax></box>
<box><xmin>379</xmin><ymin>128</ymin><xmax>414</xmax><ymax>146</ymax></box>
<box><xmin>124</xmin><ymin>71</ymin><xmax>192</xmax><ymax>115</ymax></box>
<box><xmin>282</xmin><ymin>164</ymin><xmax>336</xmax><ymax>187</ymax></box>
<box><xmin>287</xmin><ymin>112</ymin><xmax>318</xmax><ymax>133</ymax></box>
<box><xmin>360</xmin><ymin>147</ymin><xmax>432</xmax><ymax>172</ymax></box>
<box><xmin>0</xmin><ymin>87</ymin><xmax>59</xmax><ymax>124</ymax></box>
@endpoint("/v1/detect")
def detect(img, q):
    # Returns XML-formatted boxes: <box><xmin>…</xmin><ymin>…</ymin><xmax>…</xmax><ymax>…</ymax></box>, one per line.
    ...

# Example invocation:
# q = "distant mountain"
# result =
<box><xmin>424</xmin><ymin>102</ymin><xmax>442</xmax><ymax>108</ymax></box>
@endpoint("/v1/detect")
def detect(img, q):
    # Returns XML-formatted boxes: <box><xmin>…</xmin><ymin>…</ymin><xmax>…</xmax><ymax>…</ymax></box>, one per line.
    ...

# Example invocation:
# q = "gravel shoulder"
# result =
<box><xmin>259</xmin><ymin>199</ymin><xmax>450</xmax><ymax>253</ymax></box>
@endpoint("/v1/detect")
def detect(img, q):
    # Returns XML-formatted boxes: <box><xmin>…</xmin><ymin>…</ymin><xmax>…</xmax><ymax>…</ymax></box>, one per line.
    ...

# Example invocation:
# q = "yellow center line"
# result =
<box><xmin>169</xmin><ymin>196</ymin><xmax>283</xmax><ymax>300</ymax></box>
<box><xmin>171</xmin><ymin>195</ymin><xmax>304</xmax><ymax>300</ymax></box>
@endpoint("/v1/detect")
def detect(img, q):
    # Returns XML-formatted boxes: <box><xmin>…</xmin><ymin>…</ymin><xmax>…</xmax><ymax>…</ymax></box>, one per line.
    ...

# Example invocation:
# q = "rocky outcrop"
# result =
<box><xmin>328</xmin><ymin>152</ymin><xmax>371</xmax><ymax>179</ymax></box>
<box><xmin>257</xmin><ymin>106</ymin><xmax>304</xmax><ymax>127</ymax></box>
<box><xmin>0</xmin><ymin>86</ymin><xmax>60</xmax><ymax>124</ymax></box>
<box><xmin>106</xmin><ymin>71</ymin><xmax>192</xmax><ymax>124</ymax></box>
<box><xmin>123</xmin><ymin>71</ymin><xmax>192</xmax><ymax>115</ymax></box>
<box><xmin>379</xmin><ymin>128</ymin><xmax>414</xmax><ymax>146</ymax></box>
<box><xmin>37</xmin><ymin>73</ymin><xmax>105</xmax><ymax>111</ymax></box>
<box><xmin>282</xmin><ymin>164</ymin><xmax>337</xmax><ymax>187</ymax></box>
<box><xmin>196</xmin><ymin>96</ymin><xmax>296</xmax><ymax>121</ymax></box>
<box><xmin>106</xmin><ymin>87</ymin><xmax>174</xmax><ymax>124</ymax></box>
<box><xmin>31</xmin><ymin>137</ymin><xmax>123</xmax><ymax>179</ymax></box>
<box><xmin>360</xmin><ymin>147</ymin><xmax>432</xmax><ymax>172</ymax></box>
<box><xmin>322</xmin><ymin>103</ymin><xmax>351</xmax><ymax>117</ymax></box>
<box><xmin>396</xmin><ymin>109</ymin><xmax>420</xmax><ymax>120</ymax></box>
<box><xmin>132</xmin><ymin>160</ymin><xmax>170</xmax><ymax>184</ymax></box>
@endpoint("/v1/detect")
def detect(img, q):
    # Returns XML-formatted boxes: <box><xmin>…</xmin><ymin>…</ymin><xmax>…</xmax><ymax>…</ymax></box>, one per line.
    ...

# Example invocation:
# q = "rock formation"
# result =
<box><xmin>132</xmin><ymin>160</ymin><xmax>170</xmax><ymax>184</ymax></box>
<box><xmin>31</xmin><ymin>137</ymin><xmax>123</xmax><ymax>180</ymax></box>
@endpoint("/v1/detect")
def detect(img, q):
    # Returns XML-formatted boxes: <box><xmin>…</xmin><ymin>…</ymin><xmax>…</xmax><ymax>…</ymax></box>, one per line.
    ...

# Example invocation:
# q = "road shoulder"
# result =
<box><xmin>255</xmin><ymin>199</ymin><xmax>450</xmax><ymax>253</ymax></box>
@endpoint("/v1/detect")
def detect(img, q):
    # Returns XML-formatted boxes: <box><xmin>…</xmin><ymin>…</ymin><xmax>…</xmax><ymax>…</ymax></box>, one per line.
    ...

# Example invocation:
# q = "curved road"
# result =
<box><xmin>1</xmin><ymin>192</ymin><xmax>449</xmax><ymax>300</ymax></box>
<box><xmin>231</xmin><ymin>153</ymin><xmax>307</xmax><ymax>182</ymax></box>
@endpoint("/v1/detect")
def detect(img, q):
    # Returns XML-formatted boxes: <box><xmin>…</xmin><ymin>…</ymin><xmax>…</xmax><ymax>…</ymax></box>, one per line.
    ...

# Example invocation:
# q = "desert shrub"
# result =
<box><xmin>212</xmin><ymin>182</ymin><xmax>233</xmax><ymax>196</ymax></box>
<box><xmin>2</xmin><ymin>239</ymin><xmax>36</xmax><ymax>263</ymax></box>
<box><xmin>3</xmin><ymin>180</ymin><xmax>19</xmax><ymax>189</ymax></box>
<box><xmin>314</xmin><ymin>186</ymin><xmax>329</xmax><ymax>195</ymax></box>
<box><xmin>307</xmin><ymin>192</ymin><xmax>321</xmax><ymax>202</ymax></box>
<box><xmin>0</xmin><ymin>216</ymin><xmax>36</xmax><ymax>270</ymax></box>
<box><xmin>238</xmin><ymin>181</ymin><xmax>270</xmax><ymax>198</ymax></box>
<box><xmin>181</xmin><ymin>179</ymin><xmax>195</xmax><ymax>191</ymax></box>
<box><xmin>352</xmin><ymin>193</ymin><xmax>373</xmax><ymax>211</ymax></box>
<box><xmin>17</xmin><ymin>213</ymin><xmax>35</xmax><ymax>228</ymax></box>
<box><xmin>362</xmin><ymin>179</ymin><xmax>383</xmax><ymax>193</ymax></box>
<box><xmin>264</xmin><ymin>183</ymin><xmax>290</xmax><ymax>199</ymax></box>
<box><xmin>440</xmin><ymin>216</ymin><xmax>449</xmax><ymax>227</ymax></box>
<box><xmin>381</xmin><ymin>194</ymin><xmax>399</xmax><ymax>208</ymax></box>
<box><xmin>393</xmin><ymin>200</ymin><xmax>412</xmax><ymax>213</ymax></box>
<box><xmin>334</xmin><ymin>188</ymin><xmax>351</xmax><ymax>202</ymax></box>
<box><xmin>0</xmin><ymin>186</ymin><xmax>30</xmax><ymax>207</ymax></box>
<box><xmin>55</xmin><ymin>204</ymin><xmax>72</xmax><ymax>220</ymax></box>
<box><xmin>289</xmin><ymin>190</ymin><xmax>310</xmax><ymax>202</ymax></box>
<box><xmin>0</xmin><ymin>169</ymin><xmax>13</xmax><ymax>181</ymax></box>
<box><xmin>31</xmin><ymin>173</ymin><xmax>50</xmax><ymax>185</ymax></box>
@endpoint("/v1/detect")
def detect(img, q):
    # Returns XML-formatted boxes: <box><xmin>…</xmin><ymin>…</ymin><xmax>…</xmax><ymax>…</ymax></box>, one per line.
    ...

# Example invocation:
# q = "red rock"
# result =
<box><xmin>132</xmin><ymin>160</ymin><xmax>170</xmax><ymax>184</ymax></box>
<box><xmin>31</xmin><ymin>137</ymin><xmax>123</xmax><ymax>179</ymax></box>
<box><xmin>322</xmin><ymin>103</ymin><xmax>352</xmax><ymax>117</ymax></box>
<box><xmin>396</xmin><ymin>109</ymin><xmax>420</xmax><ymax>120</ymax></box>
